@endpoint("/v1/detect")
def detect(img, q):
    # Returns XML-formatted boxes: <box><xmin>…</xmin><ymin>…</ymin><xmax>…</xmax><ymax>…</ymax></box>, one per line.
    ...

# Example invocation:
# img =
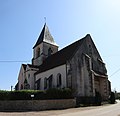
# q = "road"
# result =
<box><xmin>60</xmin><ymin>100</ymin><xmax>120</xmax><ymax>116</ymax></box>
<box><xmin>0</xmin><ymin>100</ymin><xmax>120</xmax><ymax>116</ymax></box>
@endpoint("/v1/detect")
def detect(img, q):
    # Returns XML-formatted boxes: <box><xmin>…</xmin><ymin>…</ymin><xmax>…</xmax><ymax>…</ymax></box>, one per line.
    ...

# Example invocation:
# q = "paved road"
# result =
<box><xmin>0</xmin><ymin>100</ymin><xmax>120</xmax><ymax>116</ymax></box>
<box><xmin>60</xmin><ymin>101</ymin><xmax>120</xmax><ymax>116</ymax></box>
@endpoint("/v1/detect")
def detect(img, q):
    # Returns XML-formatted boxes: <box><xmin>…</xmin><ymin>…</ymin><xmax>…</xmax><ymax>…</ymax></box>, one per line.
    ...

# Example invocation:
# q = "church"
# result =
<box><xmin>17</xmin><ymin>23</ymin><xmax>111</xmax><ymax>101</ymax></box>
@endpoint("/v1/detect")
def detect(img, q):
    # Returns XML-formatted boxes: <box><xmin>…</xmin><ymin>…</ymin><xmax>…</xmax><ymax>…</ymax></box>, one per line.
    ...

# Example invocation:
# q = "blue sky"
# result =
<box><xmin>0</xmin><ymin>0</ymin><xmax>120</xmax><ymax>91</ymax></box>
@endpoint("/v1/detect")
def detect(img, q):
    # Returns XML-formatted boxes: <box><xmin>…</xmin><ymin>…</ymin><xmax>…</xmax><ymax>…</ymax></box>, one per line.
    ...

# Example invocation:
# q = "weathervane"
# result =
<box><xmin>44</xmin><ymin>17</ymin><xmax>46</xmax><ymax>24</ymax></box>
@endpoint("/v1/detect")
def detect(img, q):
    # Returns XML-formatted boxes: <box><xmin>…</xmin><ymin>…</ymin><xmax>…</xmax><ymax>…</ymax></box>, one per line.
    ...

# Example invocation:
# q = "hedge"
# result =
<box><xmin>0</xmin><ymin>88</ymin><xmax>73</xmax><ymax>100</ymax></box>
<box><xmin>109</xmin><ymin>92</ymin><xmax>115</xmax><ymax>104</ymax></box>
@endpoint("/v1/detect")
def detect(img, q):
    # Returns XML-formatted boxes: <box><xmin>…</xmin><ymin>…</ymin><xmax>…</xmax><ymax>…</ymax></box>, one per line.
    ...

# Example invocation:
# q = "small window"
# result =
<box><xmin>48</xmin><ymin>48</ymin><xmax>53</xmax><ymax>56</ymax></box>
<box><xmin>48</xmin><ymin>75</ymin><xmax>53</xmax><ymax>89</ymax></box>
<box><xmin>36</xmin><ymin>48</ymin><xmax>40</xmax><ymax>57</ymax></box>
<box><xmin>89</xmin><ymin>45</ymin><xmax>92</xmax><ymax>56</ymax></box>
<box><xmin>57</xmin><ymin>73</ymin><xmax>62</xmax><ymax>87</ymax></box>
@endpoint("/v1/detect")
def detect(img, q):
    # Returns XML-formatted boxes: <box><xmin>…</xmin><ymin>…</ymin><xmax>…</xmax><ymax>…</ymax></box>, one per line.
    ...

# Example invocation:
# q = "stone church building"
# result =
<box><xmin>17</xmin><ymin>23</ymin><xmax>111</xmax><ymax>100</ymax></box>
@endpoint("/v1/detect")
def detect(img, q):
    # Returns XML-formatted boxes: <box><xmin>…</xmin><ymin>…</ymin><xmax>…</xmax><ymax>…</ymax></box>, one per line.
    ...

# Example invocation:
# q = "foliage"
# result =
<box><xmin>109</xmin><ymin>92</ymin><xmax>115</xmax><ymax>104</ymax></box>
<box><xmin>0</xmin><ymin>90</ymin><xmax>10</xmax><ymax>100</ymax></box>
<box><xmin>45</xmin><ymin>88</ymin><xmax>73</xmax><ymax>99</ymax></box>
<box><xmin>0</xmin><ymin>88</ymin><xmax>73</xmax><ymax>100</ymax></box>
<box><xmin>76</xmin><ymin>96</ymin><xmax>96</xmax><ymax>106</ymax></box>
<box><xmin>76</xmin><ymin>91</ymin><xmax>102</xmax><ymax>106</ymax></box>
<box><xmin>95</xmin><ymin>91</ymin><xmax>102</xmax><ymax>106</ymax></box>
<box><xmin>114</xmin><ymin>91</ymin><xmax>120</xmax><ymax>100</ymax></box>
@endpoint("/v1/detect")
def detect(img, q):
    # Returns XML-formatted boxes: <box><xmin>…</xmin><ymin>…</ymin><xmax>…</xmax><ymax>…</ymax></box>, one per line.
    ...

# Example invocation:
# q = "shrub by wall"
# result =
<box><xmin>0</xmin><ymin>88</ymin><xmax>73</xmax><ymax>100</ymax></box>
<box><xmin>109</xmin><ymin>92</ymin><xmax>115</xmax><ymax>104</ymax></box>
<box><xmin>45</xmin><ymin>88</ymin><xmax>73</xmax><ymax>99</ymax></box>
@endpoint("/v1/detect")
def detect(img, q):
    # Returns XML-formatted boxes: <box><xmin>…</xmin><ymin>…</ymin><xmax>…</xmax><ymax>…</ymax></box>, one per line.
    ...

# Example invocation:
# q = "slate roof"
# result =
<box><xmin>27</xmin><ymin>64</ymin><xmax>39</xmax><ymax>69</ymax></box>
<box><xmin>22</xmin><ymin>64</ymin><xmax>27</xmax><ymax>70</ymax></box>
<box><xmin>33</xmin><ymin>23</ymin><xmax>57</xmax><ymax>48</ymax></box>
<box><xmin>35</xmin><ymin>34</ymin><xmax>90</xmax><ymax>74</ymax></box>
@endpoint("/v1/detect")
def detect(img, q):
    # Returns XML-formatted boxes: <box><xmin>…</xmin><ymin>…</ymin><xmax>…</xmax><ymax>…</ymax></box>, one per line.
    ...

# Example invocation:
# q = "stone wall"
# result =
<box><xmin>0</xmin><ymin>99</ymin><xmax>76</xmax><ymax>111</ymax></box>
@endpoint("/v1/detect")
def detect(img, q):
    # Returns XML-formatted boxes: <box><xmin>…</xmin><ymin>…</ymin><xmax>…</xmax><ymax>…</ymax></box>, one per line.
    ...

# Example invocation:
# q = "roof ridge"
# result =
<box><xmin>48</xmin><ymin>34</ymin><xmax>87</xmax><ymax>57</ymax></box>
<box><xmin>22</xmin><ymin>64</ymin><xmax>27</xmax><ymax>70</ymax></box>
<box><xmin>35</xmin><ymin>34</ymin><xmax>89</xmax><ymax>74</ymax></box>
<box><xmin>27</xmin><ymin>64</ymin><xmax>39</xmax><ymax>68</ymax></box>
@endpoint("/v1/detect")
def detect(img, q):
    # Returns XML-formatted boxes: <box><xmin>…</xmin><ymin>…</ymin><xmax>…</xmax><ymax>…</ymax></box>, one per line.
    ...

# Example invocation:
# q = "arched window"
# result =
<box><xmin>57</xmin><ymin>73</ymin><xmax>62</xmax><ymax>87</ymax></box>
<box><xmin>48</xmin><ymin>48</ymin><xmax>53</xmax><ymax>56</ymax></box>
<box><xmin>44</xmin><ymin>77</ymin><xmax>47</xmax><ymax>89</ymax></box>
<box><xmin>35</xmin><ymin>78</ymin><xmax>41</xmax><ymax>90</ymax></box>
<box><xmin>36</xmin><ymin>47</ymin><xmax>40</xmax><ymax>57</ymax></box>
<box><xmin>48</xmin><ymin>75</ymin><xmax>53</xmax><ymax>89</ymax></box>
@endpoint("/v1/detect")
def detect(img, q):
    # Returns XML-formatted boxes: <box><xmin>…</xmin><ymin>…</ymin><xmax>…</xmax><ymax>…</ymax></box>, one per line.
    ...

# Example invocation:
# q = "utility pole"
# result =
<box><xmin>11</xmin><ymin>85</ymin><xmax>13</xmax><ymax>91</ymax></box>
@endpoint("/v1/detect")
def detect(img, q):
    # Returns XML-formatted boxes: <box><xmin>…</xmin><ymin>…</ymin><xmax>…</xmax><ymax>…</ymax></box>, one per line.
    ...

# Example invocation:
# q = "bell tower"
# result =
<box><xmin>32</xmin><ymin>23</ymin><xmax>58</xmax><ymax>66</ymax></box>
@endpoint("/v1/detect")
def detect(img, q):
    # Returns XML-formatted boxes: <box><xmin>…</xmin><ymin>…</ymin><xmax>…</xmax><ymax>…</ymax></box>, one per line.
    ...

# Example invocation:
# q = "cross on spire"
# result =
<box><xmin>44</xmin><ymin>17</ymin><xmax>46</xmax><ymax>24</ymax></box>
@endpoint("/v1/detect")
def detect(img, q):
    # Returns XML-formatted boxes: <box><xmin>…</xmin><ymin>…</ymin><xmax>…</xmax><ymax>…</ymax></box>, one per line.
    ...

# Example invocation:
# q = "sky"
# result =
<box><xmin>0</xmin><ymin>0</ymin><xmax>120</xmax><ymax>91</ymax></box>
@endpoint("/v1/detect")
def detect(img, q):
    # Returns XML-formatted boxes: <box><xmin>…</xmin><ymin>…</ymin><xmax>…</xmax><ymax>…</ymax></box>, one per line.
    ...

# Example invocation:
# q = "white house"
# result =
<box><xmin>16</xmin><ymin>23</ymin><xmax>111</xmax><ymax>101</ymax></box>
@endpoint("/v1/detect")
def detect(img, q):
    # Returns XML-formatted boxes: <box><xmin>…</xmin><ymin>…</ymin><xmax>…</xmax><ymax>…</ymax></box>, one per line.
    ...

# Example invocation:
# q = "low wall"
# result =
<box><xmin>0</xmin><ymin>99</ymin><xmax>76</xmax><ymax>111</ymax></box>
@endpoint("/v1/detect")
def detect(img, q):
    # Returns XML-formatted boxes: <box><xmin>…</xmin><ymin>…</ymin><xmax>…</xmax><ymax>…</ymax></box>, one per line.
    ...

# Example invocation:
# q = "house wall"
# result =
<box><xmin>35</xmin><ymin>64</ymin><xmax>67</xmax><ymax>90</ymax></box>
<box><xmin>32</xmin><ymin>42</ymin><xmax>58</xmax><ymax>66</ymax></box>
<box><xmin>68</xmin><ymin>35</ymin><xmax>109</xmax><ymax>99</ymax></box>
<box><xmin>25</xmin><ymin>66</ymin><xmax>39</xmax><ymax>90</ymax></box>
<box><xmin>32</xmin><ymin>43</ymin><xmax>44</xmax><ymax>66</ymax></box>
<box><xmin>18</xmin><ymin>66</ymin><xmax>26</xmax><ymax>90</ymax></box>
<box><xmin>100</xmin><ymin>77</ymin><xmax>109</xmax><ymax>100</ymax></box>
<box><xmin>43</xmin><ymin>42</ymin><xmax>58</xmax><ymax>56</ymax></box>
<box><xmin>94</xmin><ymin>76</ymin><xmax>109</xmax><ymax>100</ymax></box>
<box><xmin>82</xmin><ymin>54</ymin><xmax>94</xmax><ymax>96</ymax></box>
<box><xmin>68</xmin><ymin>46</ymin><xmax>90</xmax><ymax>97</ymax></box>
<box><xmin>83</xmin><ymin>36</ymin><xmax>109</xmax><ymax>100</ymax></box>
<box><xmin>33</xmin><ymin>43</ymin><xmax>43</xmax><ymax>59</ymax></box>
<box><xmin>18</xmin><ymin>65</ymin><xmax>39</xmax><ymax>90</ymax></box>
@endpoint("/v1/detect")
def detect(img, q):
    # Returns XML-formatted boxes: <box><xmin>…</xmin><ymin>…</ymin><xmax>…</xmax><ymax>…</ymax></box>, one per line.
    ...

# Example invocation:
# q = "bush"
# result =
<box><xmin>0</xmin><ymin>90</ymin><xmax>10</xmax><ymax>100</ymax></box>
<box><xmin>76</xmin><ymin>96</ymin><xmax>96</xmax><ymax>105</ymax></box>
<box><xmin>76</xmin><ymin>91</ymin><xmax>102</xmax><ymax>106</ymax></box>
<box><xmin>45</xmin><ymin>88</ymin><xmax>73</xmax><ymax>99</ymax></box>
<box><xmin>0</xmin><ymin>88</ymin><xmax>73</xmax><ymax>100</ymax></box>
<box><xmin>0</xmin><ymin>90</ymin><xmax>44</xmax><ymax>100</ymax></box>
<box><xmin>95</xmin><ymin>91</ymin><xmax>102</xmax><ymax>106</ymax></box>
<box><xmin>109</xmin><ymin>92</ymin><xmax>115</xmax><ymax>104</ymax></box>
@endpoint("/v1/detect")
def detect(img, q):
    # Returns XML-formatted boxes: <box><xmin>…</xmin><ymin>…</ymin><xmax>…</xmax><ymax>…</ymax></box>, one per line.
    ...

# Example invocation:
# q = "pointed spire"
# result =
<box><xmin>33</xmin><ymin>23</ymin><xmax>57</xmax><ymax>48</ymax></box>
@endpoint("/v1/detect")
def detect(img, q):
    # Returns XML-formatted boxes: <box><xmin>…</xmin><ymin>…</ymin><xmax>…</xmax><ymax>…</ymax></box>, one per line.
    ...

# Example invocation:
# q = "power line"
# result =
<box><xmin>0</xmin><ymin>60</ymin><xmax>30</xmax><ymax>63</ymax></box>
<box><xmin>109</xmin><ymin>67</ymin><xmax>120</xmax><ymax>78</ymax></box>
<box><xmin>0</xmin><ymin>60</ymin><xmax>120</xmax><ymax>77</ymax></box>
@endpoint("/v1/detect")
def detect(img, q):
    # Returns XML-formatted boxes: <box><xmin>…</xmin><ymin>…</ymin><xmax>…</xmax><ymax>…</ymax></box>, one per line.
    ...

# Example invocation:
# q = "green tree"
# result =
<box><xmin>109</xmin><ymin>92</ymin><xmax>115</xmax><ymax>104</ymax></box>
